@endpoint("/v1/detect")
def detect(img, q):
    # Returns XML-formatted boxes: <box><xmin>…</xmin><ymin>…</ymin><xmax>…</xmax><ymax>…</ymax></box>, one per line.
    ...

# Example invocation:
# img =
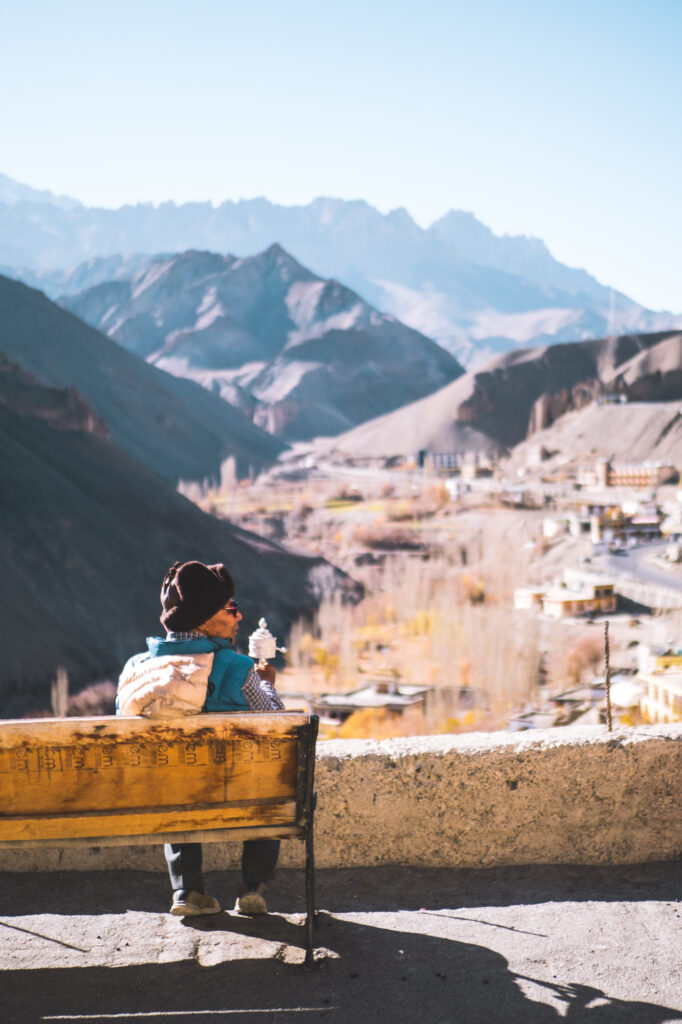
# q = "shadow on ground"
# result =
<box><xmin>1</xmin><ymin>864</ymin><xmax>681</xmax><ymax>1024</ymax></box>
<box><xmin>3</xmin><ymin>912</ymin><xmax>680</xmax><ymax>1024</ymax></box>
<box><xmin>1</xmin><ymin>861</ymin><xmax>680</xmax><ymax>917</ymax></box>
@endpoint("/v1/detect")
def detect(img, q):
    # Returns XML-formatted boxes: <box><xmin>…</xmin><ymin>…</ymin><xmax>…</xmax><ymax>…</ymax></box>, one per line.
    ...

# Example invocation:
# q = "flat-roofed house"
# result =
<box><xmin>311</xmin><ymin>679</ymin><xmax>433</xmax><ymax>724</ymax></box>
<box><xmin>639</xmin><ymin>671</ymin><xmax>682</xmax><ymax>723</ymax></box>
<box><xmin>542</xmin><ymin>579</ymin><xmax>617</xmax><ymax>619</ymax></box>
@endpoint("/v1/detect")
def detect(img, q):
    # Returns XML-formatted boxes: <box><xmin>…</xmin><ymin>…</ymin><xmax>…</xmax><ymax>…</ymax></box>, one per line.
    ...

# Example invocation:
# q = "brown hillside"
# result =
<box><xmin>510</xmin><ymin>400</ymin><xmax>682</xmax><ymax>470</ymax></box>
<box><xmin>0</xmin><ymin>353</ymin><xmax>108</xmax><ymax>437</ymax></box>
<box><xmin>0</xmin><ymin>273</ymin><xmax>284</xmax><ymax>482</ymax></box>
<box><xmin>0</xmin><ymin>371</ymin><xmax>358</xmax><ymax>716</ymax></box>
<box><xmin>321</xmin><ymin>330</ymin><xmax>682</xmax><ymax>458</ymax></box>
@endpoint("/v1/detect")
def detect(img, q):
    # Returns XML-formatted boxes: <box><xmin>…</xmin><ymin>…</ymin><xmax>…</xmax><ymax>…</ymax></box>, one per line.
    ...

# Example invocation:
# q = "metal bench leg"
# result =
<box><xmin>304</xmin><ymin>795</ymin><xmax>316</xmax><ymax>968</ymax></box>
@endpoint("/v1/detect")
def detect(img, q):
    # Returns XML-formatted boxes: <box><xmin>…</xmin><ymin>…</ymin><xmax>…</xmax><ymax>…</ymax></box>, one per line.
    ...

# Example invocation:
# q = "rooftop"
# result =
<box><xmin>642</xmin><ymin>670</ymin><xmax>682</xmax><ymax>695</ymax></box>
<box><xmin>2</xmin><ymin>863</ymin><xmax>680</xmax><ymax>1022</ymax></box>
<box><xmin>542</xmin><ymin>587</ymin><xmax>604</xmax><ymax>603</ymax></box>
<box><xmin>552</xmin><ymin>683</ymin><xmax>608</xmax><ymax>703</ymax></box>
<box><xmin>314</xmin><ymin>683</ymin><xmax>430</xmax><ymax>710</ymax></box>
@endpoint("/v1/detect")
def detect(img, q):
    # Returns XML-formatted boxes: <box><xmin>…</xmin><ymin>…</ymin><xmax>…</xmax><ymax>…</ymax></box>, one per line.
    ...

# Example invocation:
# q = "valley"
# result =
<box><xmin>1</xmin><ymin>176</ymin><xmax>680</xmax><ymax>732</ymax></box>
<box><xmin>182</xmin><ymin>444</ymin><xmax>682</xmax><ymax>738</ymax></box>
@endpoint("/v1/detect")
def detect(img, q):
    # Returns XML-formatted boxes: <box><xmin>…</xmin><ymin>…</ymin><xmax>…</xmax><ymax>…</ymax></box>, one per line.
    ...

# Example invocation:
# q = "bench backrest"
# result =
<box><xmin>0</xmin><ymin>713</ymin><xmax>318</xmax><ymax>849</ymax></box>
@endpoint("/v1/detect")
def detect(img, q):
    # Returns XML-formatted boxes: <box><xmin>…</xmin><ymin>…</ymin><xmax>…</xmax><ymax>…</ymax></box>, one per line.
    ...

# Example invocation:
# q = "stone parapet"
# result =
<box><xmin>2</xmin><ymin>724</ymin><xmax>680</xmax><ymax>872</ymax></box>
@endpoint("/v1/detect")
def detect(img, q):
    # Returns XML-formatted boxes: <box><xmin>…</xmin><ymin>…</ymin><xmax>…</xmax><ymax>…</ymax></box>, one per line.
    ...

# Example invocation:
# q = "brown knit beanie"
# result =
<box><xmin>160</xmin><ymin>560</ymin><xmax>235</xmax><ymax>632</ymax></box>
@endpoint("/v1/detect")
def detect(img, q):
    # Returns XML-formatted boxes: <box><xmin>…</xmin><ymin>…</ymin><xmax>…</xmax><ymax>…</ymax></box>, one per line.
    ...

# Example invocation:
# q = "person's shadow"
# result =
<box><xmin>2</xmin><ymin>865</ymin><xmax>681</xmax><ymax>1023</ymax></box>
<box><xmin>3</xmin><ymin>906</ymin><xmax>680</xmax><ymax>1023</ymax></box>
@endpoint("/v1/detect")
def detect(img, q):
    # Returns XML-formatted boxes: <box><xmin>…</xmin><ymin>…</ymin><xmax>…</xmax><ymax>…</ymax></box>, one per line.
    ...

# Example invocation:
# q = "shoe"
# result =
<box><xmin>170</xmin><ymin>890</ymin><xmax>221</xmax><ymax>917</ymax></box>
<box><xmin>236</xmin><ymin>883</ymin><xmax>268</xmax><ymax>915</ymax></box>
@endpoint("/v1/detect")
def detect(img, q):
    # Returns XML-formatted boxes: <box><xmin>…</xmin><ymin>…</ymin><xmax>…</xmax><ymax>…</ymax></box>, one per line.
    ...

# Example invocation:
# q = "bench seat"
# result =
<box><xmin>0</xmin><ymin>711</ymin><xmax>319</xmax><ymax>962</ymax></box>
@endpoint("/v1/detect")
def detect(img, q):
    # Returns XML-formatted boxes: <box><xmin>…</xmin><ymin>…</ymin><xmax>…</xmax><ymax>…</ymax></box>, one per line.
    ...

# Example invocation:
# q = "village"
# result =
<box><xmin>208</xmin><ymin>433</ymin><xmax>682</xmax><ymax>739</ymax></box>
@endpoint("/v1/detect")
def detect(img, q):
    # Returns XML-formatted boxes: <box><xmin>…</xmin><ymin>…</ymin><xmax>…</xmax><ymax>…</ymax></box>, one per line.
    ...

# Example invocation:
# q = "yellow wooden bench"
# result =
<box><xmin>0</xmin><ymin>711</ymin><xmax>319</xmax><ymax>964</ymax></box>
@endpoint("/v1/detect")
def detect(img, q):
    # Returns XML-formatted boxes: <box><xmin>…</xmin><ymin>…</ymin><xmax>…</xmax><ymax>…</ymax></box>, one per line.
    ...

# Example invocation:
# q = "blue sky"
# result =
<box><xmin>1</xmin><ymin>0</ymin><xmax>680</xmax><ymax>311</ymax></box>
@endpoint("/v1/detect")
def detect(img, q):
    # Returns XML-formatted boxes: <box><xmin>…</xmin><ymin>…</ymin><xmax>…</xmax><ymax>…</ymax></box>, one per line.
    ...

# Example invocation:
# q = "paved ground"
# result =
<box><xmin>595</xmin><ymin>543</ymin><xmax>682</xmax><ymax>593</ymax></box>
<box><xmin>1</xmin><ymin>862</ymin><xmax>681</xmax><ymax>1023</ymax></box>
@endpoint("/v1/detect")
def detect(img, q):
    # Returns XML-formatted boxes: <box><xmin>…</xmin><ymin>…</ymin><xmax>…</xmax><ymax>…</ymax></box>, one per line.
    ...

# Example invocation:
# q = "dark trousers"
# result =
<box><xmin>165</xmin><ymin>840</ymin><xmax>280</xmax><ymax>897</ymax></box>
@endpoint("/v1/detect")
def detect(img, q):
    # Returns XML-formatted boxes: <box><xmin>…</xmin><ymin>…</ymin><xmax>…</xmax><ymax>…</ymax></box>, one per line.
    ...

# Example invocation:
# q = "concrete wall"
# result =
<box><xmin>2</xmin><ymin>724</ymin><xmax>680</xmax><ymax>873</ymax></box>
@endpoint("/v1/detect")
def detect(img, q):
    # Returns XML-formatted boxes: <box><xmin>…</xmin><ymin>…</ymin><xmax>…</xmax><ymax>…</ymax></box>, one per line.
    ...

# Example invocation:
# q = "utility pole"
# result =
<box><xmin>604</xmin><ymin>622</ymin><xmax>612</xmax><ymax>732</ymax></box>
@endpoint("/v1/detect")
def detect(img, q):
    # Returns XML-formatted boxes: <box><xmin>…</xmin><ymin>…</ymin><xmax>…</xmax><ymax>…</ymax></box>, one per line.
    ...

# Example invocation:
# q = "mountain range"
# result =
<box><xmin>2</xmin><ymin>173</ymin><xmax>678</xmax><ymax>364</ymax></box>
<box><xmin>2</xmin><ymin>170</ymin><xmax>681</xmax><ymax>706</ymax></box>
<box><xmin>58</xmin><ymin>245</ymin><xmax>463</xmax><ymax>441</ymax></box>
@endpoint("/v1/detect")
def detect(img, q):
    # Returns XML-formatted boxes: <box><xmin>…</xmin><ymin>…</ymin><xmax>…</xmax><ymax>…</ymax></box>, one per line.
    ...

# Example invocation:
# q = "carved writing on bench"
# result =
<box><xmin>0</xmin><ymin>738</ymin><xmax>285</xmax><ymax>775</ymax></box>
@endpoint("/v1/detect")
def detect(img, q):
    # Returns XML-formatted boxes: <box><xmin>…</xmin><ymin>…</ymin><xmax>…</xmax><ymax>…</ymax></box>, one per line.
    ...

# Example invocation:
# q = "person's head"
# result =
<box><xmin>160</xmin><ymin>560</ymin><xmax>242</xmax><ymax>641</ymax></box>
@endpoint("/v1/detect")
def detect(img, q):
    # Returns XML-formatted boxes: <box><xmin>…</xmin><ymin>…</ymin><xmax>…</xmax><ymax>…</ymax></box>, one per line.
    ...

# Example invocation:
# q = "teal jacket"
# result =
<box><xmin>119</xmin><ymin>635</ymin><xmax>254</xmax><ymax>713</ymax></box>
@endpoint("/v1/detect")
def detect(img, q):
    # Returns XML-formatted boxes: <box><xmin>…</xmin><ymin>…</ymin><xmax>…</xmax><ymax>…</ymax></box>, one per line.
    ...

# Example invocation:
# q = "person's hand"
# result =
<box><xmin>257</xmin><ymin>662</ymin><xmax>277</xmax><ymax>684</ymax></box>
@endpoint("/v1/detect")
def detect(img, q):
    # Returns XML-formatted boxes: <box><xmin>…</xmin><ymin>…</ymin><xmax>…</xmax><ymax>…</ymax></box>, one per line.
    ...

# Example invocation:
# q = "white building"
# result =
<box><xmin>639</xmin><ymin>671</ymin><xmax>682</xmax><ymax>723</ymax></box>
<box><xmin>542</xmin><ymin>517</ymin><xmax>568</xmax><ymax>538</ymax></box>
<box><xmin>513</xmin><ymin>587</ymin><xmax>545</xmax><ymax>610</ymax></box>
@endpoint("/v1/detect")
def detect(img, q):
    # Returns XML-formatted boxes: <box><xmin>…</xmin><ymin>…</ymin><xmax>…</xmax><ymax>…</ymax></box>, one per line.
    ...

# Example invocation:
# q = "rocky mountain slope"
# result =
<box><xmin>0</xmin><ymin>361</ymin><xmax>359</xmax><ymax>715</ymax></box>
<box><xmin>59</xmin><ymin>245</ymin><xmax>464</xmax><ymax>442</ymax></box>
<box><xmin>0</xmin><ymin>274</ymin><xmax>284</xmax><ymax>483</ymax></box>
<box><xmin>1</xmin><ymin>175</ymin><xmax>677</xmax><ymax>363</ymax></box>
<box><xmin>0</xmin><ymin>352</ymin><xmax>108</xmax><ymax>437</ymax></box>
<box><xmin>510</xmin><ymin>399</ymin><xmax>682</xmax><ymax>471</ymax></box>
<box><xmin>319</xmin><ymin>330</ymin><xmax>682</xmax><ymax>459</ymax></box>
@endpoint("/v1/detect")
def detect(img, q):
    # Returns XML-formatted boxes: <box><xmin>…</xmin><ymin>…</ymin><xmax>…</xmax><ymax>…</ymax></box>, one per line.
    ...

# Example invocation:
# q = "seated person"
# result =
<box><xmin>118</xmin><ymin>560</ymin><xmax>284</xmax><ymax>917</ymax></box>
